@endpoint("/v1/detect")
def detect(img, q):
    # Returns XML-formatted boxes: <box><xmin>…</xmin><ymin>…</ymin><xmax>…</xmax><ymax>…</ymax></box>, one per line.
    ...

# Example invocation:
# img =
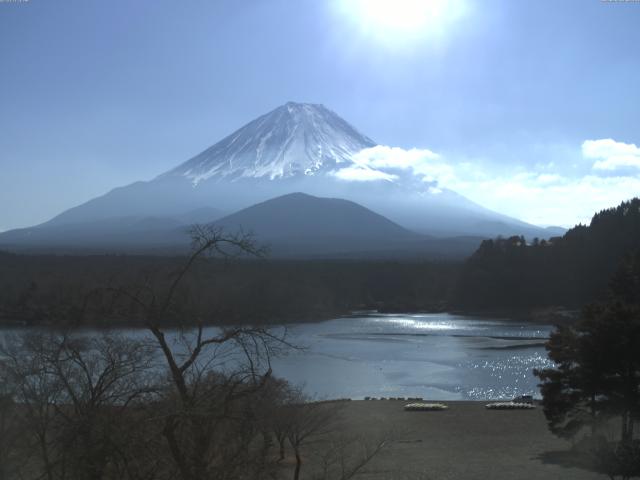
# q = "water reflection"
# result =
<box><xmin>270</xmin><ymin>313</ymin><xmax>554</xmax><ymax>400</ymax></box>
<box><xmin>0</xmin><ymin>313</ymin><xmax>555</xmax><ymax>401</ymax></box>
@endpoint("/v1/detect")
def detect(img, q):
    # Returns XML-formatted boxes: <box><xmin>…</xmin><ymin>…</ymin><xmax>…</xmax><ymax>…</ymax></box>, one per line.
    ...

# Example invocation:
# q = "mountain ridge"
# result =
<box><xmin>213</xmin><ymin>191</ymin><xmax>416</xmax><ymax>240</ymax></box>
<box><xmin>211</xmin><ymin>192</ymin><xmax>484</xmax><ymax>259</ymax></box>
<box><xmin>162</xmin><ymin>102</ymin><xmax>376</xmax><ymax>183</ymax></box>
<box><xmin>0</xmin><ymin>192</ymin><xmax>484</xmax><ymax>259</ymax></box>
<box><xmin>1</xmin><ymin>102</ymin><xmax>563</xmax><ymax>246</ymax></box>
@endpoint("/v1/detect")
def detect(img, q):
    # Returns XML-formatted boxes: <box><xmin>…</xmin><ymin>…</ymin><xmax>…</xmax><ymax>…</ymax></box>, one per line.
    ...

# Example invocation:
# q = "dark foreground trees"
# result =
<box><xmin>107</xmin><ymin>226</ymin><xmax>286</xmax><ymax>480</ymax></box>
<box><xmin>534</xmin><ymin>251</ymin><xmax>640</xmax><ymax>479</ymax></box>
<box><xmin>0</xmin><ymin>332</ymin><xmax>158</xmax><ymax>480</ymax></box>
<box><xmin>0</xmin><ymin>226</ymin><xmax>392</xmax><ymax>480</ymax></box>
<box><xmin>454</xmin><ymin>198</ymin><xmax>640</xmax><ymax>312</ymax></box>
<box><xmin>0</xmin><ymin>331</ymin><xmax>389</xmax><ymax>480</ymax></box>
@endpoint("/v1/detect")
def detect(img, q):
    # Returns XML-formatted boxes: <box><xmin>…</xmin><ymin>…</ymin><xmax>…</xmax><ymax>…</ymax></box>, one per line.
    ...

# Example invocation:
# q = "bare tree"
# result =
<box><xmin>0</xmin><ymin>225</ymin><xmax>398</xmax><ymax>480</ymax></box>
<box><xmin>1</xmin><ymin>332</ymin><xmax>65</xmax><ymax>480</ymax></box>
<box><xmin>0</xmin><ymin>390</ymin><xmax>20</xmax><ymax>480</ymax></box>
<box><xmin>0</xmin><ymin>332</ymin><xmax>157</xmax><ymax>480</ymax></box>
<box><xmin>314</xmin><ymin>435</ymin><xmax>390</xmax><ymax>480</ymax></box>
<box><xmin>106</xmin><ymin>225</ymin><xmax>291</xmax><ymax>480</ymax></box>
<box><xmin>284</xmin><ymin>397</ymin><xmax>343</xmax><ymax>480</ymax></box>
<box><xmin>270</xmin><ymin>385</ymin><xmax>296</xmax><ymax>462</ymax></box>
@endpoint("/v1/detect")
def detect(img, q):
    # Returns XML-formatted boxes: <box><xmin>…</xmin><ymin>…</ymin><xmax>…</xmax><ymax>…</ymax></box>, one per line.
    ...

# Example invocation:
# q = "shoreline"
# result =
<box><xmin>318</xmin><ymin>399</ymin><xmax>601</xmax><ymax>479</ymax></box>
<box><xmin>0</xmin><ymin>306</ymin><xmax>576</xmax><ymax>330</ymax></box>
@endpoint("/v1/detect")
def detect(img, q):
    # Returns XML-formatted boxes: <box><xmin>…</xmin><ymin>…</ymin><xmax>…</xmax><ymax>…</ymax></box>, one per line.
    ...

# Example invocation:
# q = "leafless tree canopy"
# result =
<box><xmin>0</xmin><ymin>227</ymin><xmax>392</xmax><ymax>480</ymax></box>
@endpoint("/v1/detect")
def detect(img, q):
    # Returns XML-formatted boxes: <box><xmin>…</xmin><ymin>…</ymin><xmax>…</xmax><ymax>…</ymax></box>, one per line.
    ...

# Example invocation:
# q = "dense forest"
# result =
<box><xmin>0</xmin><ymin>251</ymin><xmax>457</xmax><ymax>327</ymax></box>
<box><xmin>452</xmin><ymin>198</ymin><xmax>640</xmax><ymax>311</ymax></box>
<box><xmin>1</xmin><ymin>198</ymin><xmax>639</xmax><ymax>327</ymax></box>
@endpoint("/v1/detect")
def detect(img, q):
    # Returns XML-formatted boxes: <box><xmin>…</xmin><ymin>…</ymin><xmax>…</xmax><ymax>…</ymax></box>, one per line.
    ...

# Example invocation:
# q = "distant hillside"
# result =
<box><xmin>453</xmin><ymin>198</ymin><xmax>640</xmax><ymax>310</ymax></box>
<box><xmin>215</xmin><ymin>192</ymin><xmax>413</xmax><ymax>240</ymax></box>
<box><xmin>212</xmin><ymin>192</ymin><xmax>417</xmax><ymax>256</ymax></box>
<box><xmin>0</xmin><ymin>192</ymin><xmax>484</xmax><ymax>259</ymax></box>
<box><xmin>0</xmin><ymin>207</ymin><xmax>224</xmax><ymax>253</ymax></box>
<box><xmin>213</xmin><ymin>192</ymin><xmax>483</xmax><ymax>259</ymax></box>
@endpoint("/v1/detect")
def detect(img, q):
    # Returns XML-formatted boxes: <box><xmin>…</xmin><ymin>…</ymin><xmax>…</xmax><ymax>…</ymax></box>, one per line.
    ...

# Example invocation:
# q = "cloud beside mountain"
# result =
<box><xmin>331</xmin><ymin>145</ymin><xmax>452</xmax><ymax>189</ymax></box>
<box><xmin>2</xmin><ymin>98</ymin><xmax>636</xmax><ymax>239</ymax></box>
<box><xmin>583</xmin><ymin>138</ymin><xmax>640</xmax><ymax>172</ymax></box>
<box><xmin>328</xmin><ymin>138</ymin><xmax>640</xmax><ymax>227</ymax></box>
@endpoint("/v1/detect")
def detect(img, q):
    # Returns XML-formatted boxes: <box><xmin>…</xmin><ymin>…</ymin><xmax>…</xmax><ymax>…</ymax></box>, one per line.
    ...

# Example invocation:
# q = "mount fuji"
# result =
<box><xmin>164</xmin><ymin>102</ymin><xmax>376</xmax><ymax>183</ymax></box>
<box><xmin>0</xmin><ymin>102</ymin><xmax>559</xmax><ymax>255</ymax></box>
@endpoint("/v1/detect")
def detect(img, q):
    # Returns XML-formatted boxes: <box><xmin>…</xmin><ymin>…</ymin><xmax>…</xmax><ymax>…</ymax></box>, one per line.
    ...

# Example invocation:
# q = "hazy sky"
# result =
<box><xmin>1</xmin><ymin>0</ymin><xmax>639</xmax><ymax>231</ymax></box>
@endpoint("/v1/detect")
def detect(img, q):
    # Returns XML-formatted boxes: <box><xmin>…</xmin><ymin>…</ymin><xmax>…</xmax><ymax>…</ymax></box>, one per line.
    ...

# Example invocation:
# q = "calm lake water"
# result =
<box><xmin>0</xmin><ymin>313</ymin><xmax>554</xmax><ymax>401</ymax></box>
<box><xmin>271</xmin><ymin>313</ymin><xmax>553</xmax><ymax>400</ymax></box>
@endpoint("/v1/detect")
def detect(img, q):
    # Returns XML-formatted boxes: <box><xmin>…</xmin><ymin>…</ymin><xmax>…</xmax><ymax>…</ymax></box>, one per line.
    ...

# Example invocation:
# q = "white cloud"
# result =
<box><xmin>452</xmin><ymin>174</ymin><xmax>640</xmax><ymax>227</ymax></box>
<box><xmin>582</xmin><ymin>138</ymin><xmax>640</xmax><ymax>171</ymax></box>
<box><xmin>334</xmin><ymin>144</ymin><xmax>455</xmax><ymax>184</ymax></box>
<box><xmin>332</xmin><ymin>140</ymin><xmax>640</xmax><ymax>227</ymax></box>
<box><xmin>331</xmin><ymin>166</ymin><xmax>398</xmax><ymax>182</ymax></box>
<box><xmin>443</xmin><ymin>140</ymin><xmax>640</xmax><ymax>226</ymax></box>
<box><xmin>536</xmin><ymin>173</ymin><xmax>562</xmax><ymax>184</ymax></box>
<box><xmin>351</xmin><ymin>145</ymin><xmax>440</xmax><ymax>171</ymax></box>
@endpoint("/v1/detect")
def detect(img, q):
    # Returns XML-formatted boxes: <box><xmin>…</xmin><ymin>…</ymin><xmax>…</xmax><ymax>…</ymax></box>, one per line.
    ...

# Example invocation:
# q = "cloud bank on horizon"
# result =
<box><xmin>333</xmin><ymin>138</ymin><xmax>640</xmax><ymax>228</ymax></box>
<box><xmin>583</xmin><ymin>138</ymin><xmax>640</xmax><ymax>172</ymax></box>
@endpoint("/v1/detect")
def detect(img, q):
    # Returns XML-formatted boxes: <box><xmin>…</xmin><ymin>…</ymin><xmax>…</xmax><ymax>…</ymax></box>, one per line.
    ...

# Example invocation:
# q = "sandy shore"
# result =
<box><xmin>309</xmin><ymin>400</ymin><xmax>602</xmax><ymax>480</ymax></box>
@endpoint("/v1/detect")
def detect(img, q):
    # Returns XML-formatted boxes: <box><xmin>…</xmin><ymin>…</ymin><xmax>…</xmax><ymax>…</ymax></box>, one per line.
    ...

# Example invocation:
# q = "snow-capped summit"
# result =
<box><xmin>5</xmin><ymin>101</ymin><xmax>556</xmax><ymax>243</ymax></box>
<box><xmin>162</xmin><ymin>102</ymin><xmax>376</xmax><ymax>184</ymax></box>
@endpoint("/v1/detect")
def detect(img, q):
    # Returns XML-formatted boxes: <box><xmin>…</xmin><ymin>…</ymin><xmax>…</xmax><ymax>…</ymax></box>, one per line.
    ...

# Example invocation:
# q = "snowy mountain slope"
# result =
<box><xmin>162</xmin><ymin>102</ymin><xmax>376</xmax><ymax>183</ymax></box>
<box><xmin>0</xmin><ymin>102</ymin><xmax>561</xmax><ymax>249</ymax></box>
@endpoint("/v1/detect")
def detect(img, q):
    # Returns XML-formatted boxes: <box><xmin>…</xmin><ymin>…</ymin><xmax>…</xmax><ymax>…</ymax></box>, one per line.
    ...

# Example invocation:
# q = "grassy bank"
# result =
<box><xmin>302</xmin><ymin>400</ymin><xmax>602</xmax><ymax>480</ymax></box>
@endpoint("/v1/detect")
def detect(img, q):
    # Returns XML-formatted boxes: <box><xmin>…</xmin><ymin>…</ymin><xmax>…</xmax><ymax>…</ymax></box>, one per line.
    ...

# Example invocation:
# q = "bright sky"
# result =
<box><xmin>1</xmin><ymin>0</ymin><xmax>639</xmax><ymax>231</ymax></box>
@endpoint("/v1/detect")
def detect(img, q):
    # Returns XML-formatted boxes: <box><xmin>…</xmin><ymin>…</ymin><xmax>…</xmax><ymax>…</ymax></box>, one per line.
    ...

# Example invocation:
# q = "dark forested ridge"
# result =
<box><xmin>0</xmin><ymin>193</ymin><xmax>485</xmax><ymax>260</ymax></box>
<box><xmin>453</xmin><ymin>198</ymin><xmax>640</xmax><ymax>311</ymax></box>
<box><xmin>1</xmin><ymin>198</ymin><xmax>639</xmax><ymax>326</ymax></box>
<box><xmin>0</xmin><ymin>252</ymin><xmax>457</xmax><ymax>327</ymax></box>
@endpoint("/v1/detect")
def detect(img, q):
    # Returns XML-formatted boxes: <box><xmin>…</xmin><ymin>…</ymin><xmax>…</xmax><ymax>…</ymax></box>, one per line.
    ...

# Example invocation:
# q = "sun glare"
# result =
<box><xmin>359</xmin><ymin>0</ymin><xmax>447</xmax><ymax>31</ymax></box>
<box><xmin>336</xmin><ymin>0</ymin><xmax>467</xmax><ymax>46</ymax></box>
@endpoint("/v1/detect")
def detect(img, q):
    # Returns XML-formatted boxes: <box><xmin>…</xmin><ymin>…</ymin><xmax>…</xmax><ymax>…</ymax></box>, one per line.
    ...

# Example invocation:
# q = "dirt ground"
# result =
<box><xmin>303</xmin><ymin>400</ymin><xmax>604</xmax><ymax>480</ymax></box>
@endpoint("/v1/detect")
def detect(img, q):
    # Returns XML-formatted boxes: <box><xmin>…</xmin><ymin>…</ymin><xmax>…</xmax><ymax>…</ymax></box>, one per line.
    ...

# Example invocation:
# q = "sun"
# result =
<box><xmin>335</xmin><ymin>0</ymin><xmax>466</xmax><ymax>47</ymax></box>
<box><xmin>355</xmin><ymin>0</ymin><xmax>448</xmax><ymax>31</ymax></box>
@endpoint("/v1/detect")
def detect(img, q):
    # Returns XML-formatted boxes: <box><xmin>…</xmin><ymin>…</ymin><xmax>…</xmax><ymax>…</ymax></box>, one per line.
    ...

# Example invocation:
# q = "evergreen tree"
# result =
<box><xmin>535</xmin><ymin>252</ymin><xmax>640</xmax><ymax>444</ymax></box>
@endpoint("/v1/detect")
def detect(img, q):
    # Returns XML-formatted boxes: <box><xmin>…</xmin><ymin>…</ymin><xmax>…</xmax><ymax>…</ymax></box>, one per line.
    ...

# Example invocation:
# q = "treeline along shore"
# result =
<box><xmin>0</xmin><ymin>198</ymin><xmax>638</xmax><ymax>328</ymax></box>
<box><xmin>0</xmin><ymin>253</ymin><xmax>457</xmax><ymax>327</ymax></box>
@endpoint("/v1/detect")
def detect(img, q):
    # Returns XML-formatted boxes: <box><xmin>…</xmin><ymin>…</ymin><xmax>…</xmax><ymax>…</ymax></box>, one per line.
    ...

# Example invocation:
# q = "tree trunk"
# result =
<box><xmin>163</xmin><ymin>416</ymin><xmax>193</xmax><ymax>480</ymax></box>
<box><xmin>590</xmin><ymin>393</ymin><xmax>596</xmax><ymax>435</ymax></box>
<box><xmin>39</xmin><ymin>432</ymin><xmax>55</xmax><ymax>480</ymax></box>
<box><xmin>621</xmin><ymin>410</ymin><xmax>635</xmax><ymax>444</ymax></box>
<box><xmin>260</xmin><ymin>430</ymin><xmax>273</xmax><ymax>462</ymax></box>
<box><xmin>293</xmin><ymin>448</ymin><xmax>302</xmax><ymax>480</ymax></box>
<box><xmin>622</xmin><ymin>411</ymin><xmax>629</xmax><ymax>443</ymax></box>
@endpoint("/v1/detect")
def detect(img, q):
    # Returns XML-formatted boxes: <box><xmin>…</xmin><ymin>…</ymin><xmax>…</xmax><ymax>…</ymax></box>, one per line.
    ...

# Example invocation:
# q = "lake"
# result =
<box><xmin>270</xmin><ymin>313</ymin><xmax>554</xmax><ymax>400</ymax></box>
<box><xmin>0</xmin><ymin>313</ymin><xmax>554</xmax><ymax>401</ymax></box>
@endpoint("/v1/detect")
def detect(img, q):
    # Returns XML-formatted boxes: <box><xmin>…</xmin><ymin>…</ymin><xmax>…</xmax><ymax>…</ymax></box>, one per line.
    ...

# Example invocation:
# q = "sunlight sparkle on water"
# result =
<box><xmin>373</xmin><ymin>316</ymin><xmax>459</xmax><ymax>331</ymax></box>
